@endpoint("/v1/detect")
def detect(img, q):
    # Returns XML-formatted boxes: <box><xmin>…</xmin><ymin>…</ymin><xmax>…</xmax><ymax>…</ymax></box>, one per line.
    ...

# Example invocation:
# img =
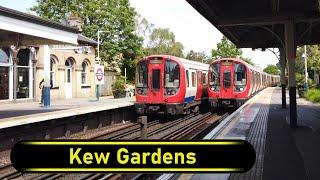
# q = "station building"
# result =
<box><xmin>0</xmin><ymin>6</ymin><xmax>98</xmax><ymax>102</ymax></box>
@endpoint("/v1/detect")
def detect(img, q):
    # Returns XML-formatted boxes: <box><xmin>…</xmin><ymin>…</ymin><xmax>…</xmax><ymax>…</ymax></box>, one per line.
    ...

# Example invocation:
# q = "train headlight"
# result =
<box><xmin>240</xmin><ymin>87</ymin><xmax>244</xmax><ymax>91</ymax></box>
<box><xmin>137</xmin><ymin>89</ymin><xmax>143</xmax><ymax>95</ymax></box>
<box><xmin>211</xmin><ymin>87</ymin><xmax>215</xmax><ymax>91</ymax></box>
<box><xmin>170</xmin><ymin>90</ymin><xmax>176</xmax><ymax>95</ymax></box>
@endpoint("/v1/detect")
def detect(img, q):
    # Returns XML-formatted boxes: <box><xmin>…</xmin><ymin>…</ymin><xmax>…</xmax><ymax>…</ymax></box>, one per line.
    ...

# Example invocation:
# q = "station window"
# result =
<box><xmin>81</xmin><ymin>61</ymin><xmax>89</xmax><ymax>85</ymax></box>
<box><xmin>164</xmin><ymin>60</ymin><xmax>180</xmax><ymax>88</ymax></box>
<box><xmin>17</xmin><ymin>49</ymin><xmax>31</xmax><ymax>98</ymax></box>
<box><xmin>50</xmin><ymin>56</ymin><xmax>57</xmax><ymax>87</ymax></box>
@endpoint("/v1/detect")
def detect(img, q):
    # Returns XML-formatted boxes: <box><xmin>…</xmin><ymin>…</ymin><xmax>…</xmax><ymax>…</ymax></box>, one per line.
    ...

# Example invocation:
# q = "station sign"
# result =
<box><xmin>94</xmin><ymin>65</ymin><xmax>105</xmax><ymax>85</ymax></box>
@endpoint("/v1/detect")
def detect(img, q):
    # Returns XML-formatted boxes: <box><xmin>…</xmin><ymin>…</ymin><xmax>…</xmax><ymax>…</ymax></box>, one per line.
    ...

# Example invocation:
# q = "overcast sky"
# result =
<box><xmin>0</xmin><ymin>0</ymin><xmax>279</xmax><ymax>68</ymax></box>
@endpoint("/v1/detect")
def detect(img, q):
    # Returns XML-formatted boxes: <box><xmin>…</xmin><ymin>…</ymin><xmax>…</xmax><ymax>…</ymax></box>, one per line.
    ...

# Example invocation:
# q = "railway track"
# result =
<box><xmin>1</xmin><ymin>112</ymin><xmax>229</xmax><ymax>180</ymax></box>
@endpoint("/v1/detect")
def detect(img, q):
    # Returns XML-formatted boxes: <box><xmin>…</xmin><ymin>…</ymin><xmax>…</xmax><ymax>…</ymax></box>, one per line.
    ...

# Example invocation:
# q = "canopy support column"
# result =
<box><xmin>285</xmin><ymin>22</ymin><xmax>297</xmax><ymax>128</ymax></box>
<box><xmin>280</xmin><ymin>48</ymin><xmax>287</xmax><ymax>109</ymax></box>
<box><xmin>43</xmin><ymin>45</ymin><xmax>51</xmax><ymax>107</ymax></box>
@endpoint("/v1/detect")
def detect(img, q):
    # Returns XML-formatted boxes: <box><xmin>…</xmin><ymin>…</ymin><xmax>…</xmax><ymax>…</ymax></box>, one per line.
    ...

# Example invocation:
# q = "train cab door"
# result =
<box><xmin>148</xmin><ymin>62</ymin><xmax>164</xmax><ymax>103</ymax></box>
<box><xmin>221</xmin><ymin>65</ymin><xmax>233</xmax><ymax>98</ymax></box>
<box><xmin>185</xmin><ymin>69</ymin><xmax>197</xmax><ymax>103</ymax></box>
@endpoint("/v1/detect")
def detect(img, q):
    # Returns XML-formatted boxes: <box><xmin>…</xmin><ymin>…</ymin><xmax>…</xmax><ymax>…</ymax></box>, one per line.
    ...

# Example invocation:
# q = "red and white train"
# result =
<box><xmin>135</xmin><ymin>55</ymin><xmax>209</xmax><ymax>115</ymax></box>
<box><xmin>208</xmin><ymin>58</ymin><xmax>280</xmax><ymax>109</ymax></box>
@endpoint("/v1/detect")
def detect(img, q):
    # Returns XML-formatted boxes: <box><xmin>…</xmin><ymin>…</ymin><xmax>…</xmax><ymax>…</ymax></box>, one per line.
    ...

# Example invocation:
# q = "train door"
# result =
<box><xmin>195</xmin><ymin>70</ymin><xmax>203</xmax><ymax>100</ymax></box>
<box><xmin>148</xmin><ymin>61</ymin><xmax>164</xmax><ymax>103</ymax></box>
<box><xmin>185</xmin><ymin>69</ymin><xmax>197</xmax><ymax>102</ymax></box>
<box><xmin>221</xmin><ymin>65</ymin><xmax>233</xmax><ymax>98</ymax></box>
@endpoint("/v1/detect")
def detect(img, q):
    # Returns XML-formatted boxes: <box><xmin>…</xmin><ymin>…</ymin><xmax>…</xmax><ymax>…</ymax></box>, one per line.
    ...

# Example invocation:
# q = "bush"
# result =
<box><xmin>112</xmin><ymin>76</ymin><xmax>126</xmax><ymax>98</ymax></box>
<box><xmin>305</xmin><ymin>89</ymin><xmax>320</xmax><ymax>103</ymax></box>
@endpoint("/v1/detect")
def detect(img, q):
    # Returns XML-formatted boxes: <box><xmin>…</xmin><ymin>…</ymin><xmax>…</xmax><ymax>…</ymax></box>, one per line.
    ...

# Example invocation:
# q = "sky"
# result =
<box><xmin>0</xmin><ymin>0</ymin><xmax>279</xmax><ymax>68</ymax></box>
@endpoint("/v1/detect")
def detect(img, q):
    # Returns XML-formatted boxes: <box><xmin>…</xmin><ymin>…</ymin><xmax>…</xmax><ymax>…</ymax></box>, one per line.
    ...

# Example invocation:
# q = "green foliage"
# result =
<box><xmin>296</xmin><ymin>73</ymin><xmax>313</xmax><ymax>89</ymax></box>
<box><xmin>112</xmin><ymin>76</ymin><xmax>126</xmax><ymax>91</ymax></box>
<box><xmin>296</xmin><ymin>45</ymin><xmax>320</xmax><ymax>81</ymax></box>
<box><xmin>145</xmin><ymin>28</ymin><xmax>184</xmax><ymax>57</ymax></box>
<box><xmin>31</xmin><ymin>0</ymin><xmax>143</xmax><ymax>64</ymax></box>
<box><xmin>186</xmin><ymin>50</ymin><xmax>209</xmax><ymax>63</ymax></box>
<box><xmin>263</xmin><ymin>64</ymin><xmax>280</xmax><ymax>75</ymax></box>
<box><xmin>242</xmin><ymin>57</ymin><xmax>254</xmax><ymax>65</ymax></box>
<box><xmin>305</xmin><ymin>89</ymin><xmax>320</xmax><ymax>103</ymax></box>
<box><xmin>211</xmin><ymin>36</ymin><xmax>242</xmax><ymax>60</ymax></box>
<box><xmin>120</xmin><ymin>58</ymin><xmax>136</xmax><ymax>83</ymax></box>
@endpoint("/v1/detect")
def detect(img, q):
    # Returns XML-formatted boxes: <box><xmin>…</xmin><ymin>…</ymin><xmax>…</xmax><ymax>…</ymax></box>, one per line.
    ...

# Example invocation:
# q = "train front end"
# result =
<box><xmin>208</xmin><ymin>59</ymin><xmax>250</xmax><ymax>109</ymax></box>
<box><xmin>135</xmin><ymin>56</ymin><xmax>185</xmax><ymax>115</ymax></box>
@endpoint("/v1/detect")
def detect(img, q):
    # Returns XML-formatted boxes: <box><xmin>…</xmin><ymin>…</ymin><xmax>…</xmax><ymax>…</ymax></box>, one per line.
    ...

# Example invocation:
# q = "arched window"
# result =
<box><xmin>17</xmin><ymin>49</ymin><xmax>31</xmax><ymax>98</ymax></box>
<box><xmin>81</xmin><ymin>60</ymin><xmax>89</xmax><ymax>84</ymax></box>
<box><xmin>65</xmin><ymin>58</ymin><xmax>74</xmax><ymax>83</ymax></box>
<box><xmin>50</xmin><ymin>55</ymin><xmax>58</xmax><ymax>87</ymax></box>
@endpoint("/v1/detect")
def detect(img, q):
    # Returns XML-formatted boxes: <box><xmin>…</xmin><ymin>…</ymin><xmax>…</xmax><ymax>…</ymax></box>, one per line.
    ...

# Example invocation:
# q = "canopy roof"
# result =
<box><xmin>187</xmin><ymin>0</ymin><xmax>320</xmax><ymax>48</ymax></box>
<box><xmin>0</xmin><ymin>6</ymin><xmax>79</xmax><ymax>46</ymax></box>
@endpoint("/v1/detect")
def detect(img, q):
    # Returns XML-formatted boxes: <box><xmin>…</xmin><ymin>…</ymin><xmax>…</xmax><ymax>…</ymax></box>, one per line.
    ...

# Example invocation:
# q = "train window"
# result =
<box><xmin>223</xmin><ymin>70</ymin><xmax>231</xmax><ymax>88</ymax></box>
<box><xmin>234</xmin><ymin>63</ymin><xmax>246</xmax><ymax>92</ymax></box>
<box><xmin>186</xmin><ymin>70</ymin><xmax>190</xmax><ymax>87</ymax></box>
<box><xmin>152</xmin><ymin>69</ymin><xmax>161</xmax><ymax>90</ymax></box>
<box><xmin>165</xmin><ymin>60</ymin><xmax>180</xmax><ymax>88</ymax></box>
<box><xmin>202</xmin><ymin>72</ymin><xmax>207</xmax><ymax>84</ymax></box>
<box><xmin>192</xmin><ymin>72</ymin><xmax>196</xmax><ymax>87</ymax></box>
<box><xmin>136</xmin><ymin>61</ymin><xmax>148</xmax><ymax>88</ymax></box>
<box><xmin>209</xmin><ymin>63</ymin><xmax>220</xmax><ymax>91</ymax></box>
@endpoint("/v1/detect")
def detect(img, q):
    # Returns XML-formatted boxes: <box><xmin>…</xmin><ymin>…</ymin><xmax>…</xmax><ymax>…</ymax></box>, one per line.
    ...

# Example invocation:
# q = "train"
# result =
<box><xmin>135</xmin><ymin>55</ymin><xmax>280</xmax><ymax>115</ymax></box>
<box><xmin>208</xmin><ymin>58</ymin><xmax>280</xmax><ymax>109</ymax></box>
<box><xmin>135</xmin><ymin>55</ymin><xmax>209</xmax><ymax>115</ymax></box>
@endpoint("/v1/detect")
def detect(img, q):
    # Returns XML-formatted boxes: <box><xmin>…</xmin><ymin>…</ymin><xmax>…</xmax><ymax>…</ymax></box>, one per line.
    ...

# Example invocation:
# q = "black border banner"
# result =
<box><xmin>11</xmin><ymin>140</ymin><xmax>256</xmax><ymax>173</ymax></box>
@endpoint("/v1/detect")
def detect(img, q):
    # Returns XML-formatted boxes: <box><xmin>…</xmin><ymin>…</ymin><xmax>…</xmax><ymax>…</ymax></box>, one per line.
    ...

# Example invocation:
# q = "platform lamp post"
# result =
<box><xmin>303</xmin><ymin>45</ymin><xmax>309</xmax><ymax>92</ymax></box>
<box><xmin>96</xmin><ymin>30</ymin><xmax>108</xmax><ymax>100</ymax></box>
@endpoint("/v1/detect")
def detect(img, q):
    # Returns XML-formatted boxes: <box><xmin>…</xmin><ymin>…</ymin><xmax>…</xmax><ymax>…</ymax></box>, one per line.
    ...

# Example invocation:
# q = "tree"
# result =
<box><xmin>146</xmin><ymin>28</ymin><xmax>184</xmax><ymax>57</ymax></box>
<box><xmin>296</xmin><ymin>45</ymin><xmax>320</xmax><ymax>74</ymax></box>
<box><xmin>211</xmin><ymin>36</ymin><xmax>242</xmax><ymax>60</ymax></box>
<box><xmin>263</xmin><ymin>64</ymin><xmax>280</xmax><ymax>75</ymax></box>
<box><xmin>31</xmin><ymin>0</ymin><xmax>143</xmax><ymax>72</ymax></box>
<box><xmin>242</xmin><ymin>57</ymin><xmax>254</xmax><ymax>66</ymax></box>
<box><xmin>186</xmin><ymin>50</ymin><xmax>209</xmax><ymax>63</ymax></box>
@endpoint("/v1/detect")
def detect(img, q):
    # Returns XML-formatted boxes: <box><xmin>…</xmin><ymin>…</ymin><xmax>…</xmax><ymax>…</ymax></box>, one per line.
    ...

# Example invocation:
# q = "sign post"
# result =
<box><xmin>94</xmin><ymin>65</ymin><xmax>105</xmax><ymax>100</ymax></box>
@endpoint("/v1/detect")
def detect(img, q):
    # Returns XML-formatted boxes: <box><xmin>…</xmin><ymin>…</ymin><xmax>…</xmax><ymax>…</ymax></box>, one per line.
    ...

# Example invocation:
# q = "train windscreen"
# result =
<box><xmin>234</xmin><ymin>63</ymin><xmax>247</xmax><ymax>92</ymax></box>
<box><xmin>209</xmin><ymin>63</ymin><xmax>220</xmax><ymax>91</ymax></box>
<box><xmin>164</xmin><ymin>60</ymin><xmax>180</xmax><ymax>88</ymax></box>
<box><xmin>136</xmin><ymin>61</ymin><xmax>148</xmax><ymax>88</ymax></box>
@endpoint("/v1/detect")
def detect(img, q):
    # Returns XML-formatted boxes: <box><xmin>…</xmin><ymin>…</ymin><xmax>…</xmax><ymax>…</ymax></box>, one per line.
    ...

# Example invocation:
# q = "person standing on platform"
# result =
<box><xmin>39</xmin><ymin>78</ymin><xmax>44</xmax><ymax>104</ymax></box>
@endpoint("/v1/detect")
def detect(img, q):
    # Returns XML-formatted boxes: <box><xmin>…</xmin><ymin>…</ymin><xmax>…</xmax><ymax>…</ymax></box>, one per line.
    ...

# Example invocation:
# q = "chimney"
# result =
<box><xmin>66</xmin><ymin>13</ymin><xmax>82</xmax><ymax>32</ymax></box>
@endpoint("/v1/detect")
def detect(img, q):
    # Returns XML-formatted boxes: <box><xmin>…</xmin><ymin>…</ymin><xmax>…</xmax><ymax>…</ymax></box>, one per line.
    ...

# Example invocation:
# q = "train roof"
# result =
<box><xmin>212</xmin><ymin>58</ymin><xmax>279</xmax><ymax>77</ymax></box>
<box><xmin>142</xmin><ymin>55</ymin><xmax>209</xmax><ymax>71</ymax></box>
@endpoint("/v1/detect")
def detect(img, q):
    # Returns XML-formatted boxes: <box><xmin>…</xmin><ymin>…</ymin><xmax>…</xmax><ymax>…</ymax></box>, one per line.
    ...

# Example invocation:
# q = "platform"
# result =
<box><xmin>189</xmin><ymin>87</ymin><xmax>320</xmax><ymax>180</ymax></box>
<box><xmin>0</xmin><ymin>96</ymin><xmax>135</xmax><ymax>129</ymax></box>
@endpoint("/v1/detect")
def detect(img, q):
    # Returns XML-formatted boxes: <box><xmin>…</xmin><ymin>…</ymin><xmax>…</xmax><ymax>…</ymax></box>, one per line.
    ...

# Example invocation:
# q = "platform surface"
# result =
<box><xmin>190</xmin><ymin>87</ymin><xmax>320</xmax><ymax>180</ymax></box>
<box><xmin>0</xmin><ymin>96</ymin><xmax>135</xmax><ymax>129</ymax></box>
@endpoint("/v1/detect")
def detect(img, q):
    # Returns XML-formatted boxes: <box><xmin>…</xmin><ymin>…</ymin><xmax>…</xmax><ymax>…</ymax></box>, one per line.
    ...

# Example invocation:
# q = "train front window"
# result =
<box><xmin>136</xmin><ymin>61</ymin><xmax>148</xmax><ymax>95</ymax></box>
<box><xmin>164</xmin><ymin>60</ymin><xmax>180</xmax><ymax>96</ymax></box>
<box><xmin>234</xmin><ymin>63</ymin><xmax>246</xmax><ymax>92</ymax></box>
<box><xmin>136</xmin><ymin>61</ymin><xmax>148</xmax><ymax>88</ymax></box>
<box><xmin>209</xmin><ymin>63</ymin><xmax>220</xmax><ymax>91</ymax></box>
<box><xmin>164</xmin><ymin>60</ymin><xmax>180</xmax><ymax>88</ymax></box>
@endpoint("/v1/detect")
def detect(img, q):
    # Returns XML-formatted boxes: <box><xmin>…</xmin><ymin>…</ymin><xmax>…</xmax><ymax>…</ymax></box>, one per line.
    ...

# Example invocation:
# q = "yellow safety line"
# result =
<box><xmin>22</xmin><ymin>141</ymin><xmax>243</xmax><ymax>145</ymax></box>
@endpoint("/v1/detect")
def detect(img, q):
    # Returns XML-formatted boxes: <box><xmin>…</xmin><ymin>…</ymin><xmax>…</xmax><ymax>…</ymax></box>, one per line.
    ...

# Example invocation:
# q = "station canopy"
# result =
<box><xmin>0</xmin><ymin>6</ymin><xmax>79</xmax><ymax>46</ymax></box>
<box><xmin>187</xmin><ymin>0</ymin><xmax>320</xmax><ymax>48</ymax></box>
